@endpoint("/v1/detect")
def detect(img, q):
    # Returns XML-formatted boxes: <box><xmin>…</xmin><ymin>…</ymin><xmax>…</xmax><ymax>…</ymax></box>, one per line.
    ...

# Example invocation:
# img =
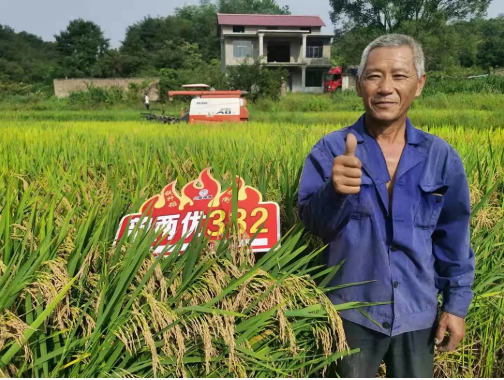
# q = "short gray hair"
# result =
<box><xmin>358</xmin><ymin>34</ymin><xmax>425</xmax><ymax>79</ymax></box>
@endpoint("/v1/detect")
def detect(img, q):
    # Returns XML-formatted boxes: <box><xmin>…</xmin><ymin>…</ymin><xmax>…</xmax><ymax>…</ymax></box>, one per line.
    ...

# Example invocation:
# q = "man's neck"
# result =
<box><xmin>365</xmin><ymin>114</ymin><xmax>407</xmax><ymax>145</ymax></box>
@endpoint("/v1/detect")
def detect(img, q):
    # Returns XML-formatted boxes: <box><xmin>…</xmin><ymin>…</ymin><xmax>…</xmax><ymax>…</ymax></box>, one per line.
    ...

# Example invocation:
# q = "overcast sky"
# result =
<box><xmin>1</xmin><ymin>0</ymin><xmax>503</xmax><ymax>48</ymax></box>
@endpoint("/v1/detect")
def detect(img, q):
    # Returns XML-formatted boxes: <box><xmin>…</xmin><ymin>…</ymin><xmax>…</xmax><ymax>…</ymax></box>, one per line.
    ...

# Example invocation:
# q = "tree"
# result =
<box><xmin>91</xmin><ymin>49</ymin><xmax>125</xmax><ymax>78</ymax></box>
<box><xmin>477</xmin><ymin>16</ymin><xmax>504</xmax><ymax>68</ymax></box>
<box><xmin>0</xmin><ymin>25</ymin><xmax>60</xmax><ymax>84</ymax></box>
<box><xmin>120</xmin><ymin>16</ymin><xmax>194</xmax><ymax>75</ymax></box>
<box><xmin>329</xmin><ymin>0</ymin><xmax>491</xmax><ymax>33</ymax></box>
<box><xmin>218</xmin><ymin>0</ymin><xmax>290</xmax><ymax>14</ymax></box>
<box><xmin>175</xmin><ymin>0</ymin><xmax>220</xmax><ymax>61</ymax></box>
<box><xmin>55</xmin><ymin>19</ymin><xmax>110</xmax><ymax>77</ymax></box>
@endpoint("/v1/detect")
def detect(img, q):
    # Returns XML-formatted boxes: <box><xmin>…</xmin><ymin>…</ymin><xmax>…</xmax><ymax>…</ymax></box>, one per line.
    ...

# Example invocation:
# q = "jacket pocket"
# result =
<box><xmin>414</xmin><ymin>184</ymin><xmax>448</xmax><ymax>230</ymax></box>
<box><xmin>349</xmin><ymin>173</ymin><xmax>374</xmax><ymax>219</ymax></box>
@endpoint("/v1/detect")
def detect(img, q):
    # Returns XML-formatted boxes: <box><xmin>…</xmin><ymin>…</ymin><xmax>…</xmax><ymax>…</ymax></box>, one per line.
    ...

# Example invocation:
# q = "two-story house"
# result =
<box><xmin>217</xmin><ymin>13</ymin><xmax>333</xmax><ymax>93</ymax></box>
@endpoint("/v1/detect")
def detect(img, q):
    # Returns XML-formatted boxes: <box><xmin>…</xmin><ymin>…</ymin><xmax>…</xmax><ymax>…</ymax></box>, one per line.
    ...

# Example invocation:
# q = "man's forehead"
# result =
<box><xmin>366</xmin><ymin>46</ymin><xmax>415</xmax><ymax>69</ymax></box>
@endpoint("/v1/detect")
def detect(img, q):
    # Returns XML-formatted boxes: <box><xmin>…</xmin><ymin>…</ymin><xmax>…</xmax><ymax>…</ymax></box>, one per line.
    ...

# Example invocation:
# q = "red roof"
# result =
<box><xmin>217</xmin><ymin>13</ymin><xmax>325</xmax><ymax>27</ymax></box>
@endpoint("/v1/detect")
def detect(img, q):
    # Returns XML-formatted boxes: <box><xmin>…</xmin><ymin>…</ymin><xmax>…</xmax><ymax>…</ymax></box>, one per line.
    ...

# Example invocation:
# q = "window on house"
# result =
<box><xmin>306</xmin><ymin>70</ymin><xmax>323</xmax><ymax>87</ymax></box>
<box><xmin>306</xmin><ymin>40</ymin><xmax>323</xmax><ymax>58</ymax></box>
<box><xmin>306</xmin><ymin>46</ymin><xmax>323</xmax><ymax>58</ymax></box>
<box><xmin>233</xmin><ymin>25</ymin><xmax>245</xmax><ymax>33</ymax></box>
<box><xmin>233</xmin><ymin>40</ymin><xmax>253</xmax><ymax>58</ymax></box>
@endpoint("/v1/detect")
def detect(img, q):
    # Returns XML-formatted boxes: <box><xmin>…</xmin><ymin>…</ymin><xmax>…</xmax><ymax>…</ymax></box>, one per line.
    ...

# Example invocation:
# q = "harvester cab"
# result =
<box><xmin>324</xmin><ymin>66</ymin><xmax>343</xmax><ymax>93</ymax></box>
<box><xmin>168</xmin><ymin>84</ymin><xmax>249</xmax><ymax>124</ymax></box>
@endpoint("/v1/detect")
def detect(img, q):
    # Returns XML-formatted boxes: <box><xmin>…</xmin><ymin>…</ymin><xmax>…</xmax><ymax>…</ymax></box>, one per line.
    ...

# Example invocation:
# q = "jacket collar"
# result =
<box><xmin>349</xmin><ymin>114</ymin><xmax>427</xmax><ymax>146</ymax></box>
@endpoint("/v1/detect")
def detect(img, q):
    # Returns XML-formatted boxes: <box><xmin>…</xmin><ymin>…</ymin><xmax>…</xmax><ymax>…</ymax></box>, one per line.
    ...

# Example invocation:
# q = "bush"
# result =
<box><xmin>68</xmin><ymin>85</ymin><xmax>128</xmax><ymax>107</ymax></box>
<box><xmin>227</xmin><ymin>58</ymin><xmax>288</xmax><ymax>102</ymax></box>
<box><xmin>159</xmin><ymin>60</ymin><xmax>227</xmax><ymax>101</ymax></box>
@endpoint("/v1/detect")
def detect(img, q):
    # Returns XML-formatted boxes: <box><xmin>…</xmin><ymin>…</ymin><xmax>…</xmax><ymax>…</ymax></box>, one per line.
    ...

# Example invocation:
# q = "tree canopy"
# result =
<box><xmin>54</xmin><ymin>19</ymin><xmax>109</xmax><ymax>77</ymax></box>
<box><xmin>329</xmin><ymin>0</ymin><xmax>491</xmax><ymax>32</ymax></box>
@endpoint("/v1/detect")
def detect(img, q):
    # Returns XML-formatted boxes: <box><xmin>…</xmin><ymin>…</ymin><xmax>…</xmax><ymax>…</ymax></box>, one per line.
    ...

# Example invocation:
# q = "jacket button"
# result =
<box><xmin>390</xmin><ymin>245</ymin><xmax>398</xmax><ymax>252</ymax></box>
<box><xmin>393</xmin><ymin>281</ymin><xmax>399</xmax><ymax>288</ymax></box>
<box><xmin>382</xmin><ymin>322</ymin><xmax>390</xmax><ymax>329</ymax></box>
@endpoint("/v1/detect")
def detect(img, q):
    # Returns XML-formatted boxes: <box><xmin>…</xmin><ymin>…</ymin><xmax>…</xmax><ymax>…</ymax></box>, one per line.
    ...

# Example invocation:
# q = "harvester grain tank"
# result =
<box><xmin>168</xmin><ymin>84</ymin><xmax>249</xmax><ymax>124</ymax></box>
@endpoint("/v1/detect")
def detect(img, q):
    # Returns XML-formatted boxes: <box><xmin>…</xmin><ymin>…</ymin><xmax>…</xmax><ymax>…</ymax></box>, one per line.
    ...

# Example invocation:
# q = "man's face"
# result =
<box><xmin>357</xmin><ymin>46</ymin><xmax>426</xmax><ymax>123</ymax></box>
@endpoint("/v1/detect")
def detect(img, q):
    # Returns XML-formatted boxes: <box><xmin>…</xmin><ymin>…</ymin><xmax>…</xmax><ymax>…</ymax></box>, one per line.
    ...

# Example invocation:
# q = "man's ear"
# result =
<box><xmin>356</xmin><ymin>78</ymin><xmax>363</xmax><ymax>97</ymax></box>
<box><xmin>415</xmin><ymin>74</ymin><xmax>426</xmax><ymax>98</ymax></box>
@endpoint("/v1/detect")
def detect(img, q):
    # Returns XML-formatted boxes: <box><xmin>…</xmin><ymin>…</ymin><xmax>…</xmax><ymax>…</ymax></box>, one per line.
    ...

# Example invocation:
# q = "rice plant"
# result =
<box><xmin>0</xmin><ymin>119</ymin><xmax>503</xmax><ymax>377</ymax></box>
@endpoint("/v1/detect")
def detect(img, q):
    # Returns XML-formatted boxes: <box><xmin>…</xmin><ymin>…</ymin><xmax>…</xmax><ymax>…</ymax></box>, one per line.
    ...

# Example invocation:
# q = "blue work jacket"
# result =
<box><xmin>298</xmin><ymin>115</ymin><xmax>475</xmax><ymax>336</ymax></box>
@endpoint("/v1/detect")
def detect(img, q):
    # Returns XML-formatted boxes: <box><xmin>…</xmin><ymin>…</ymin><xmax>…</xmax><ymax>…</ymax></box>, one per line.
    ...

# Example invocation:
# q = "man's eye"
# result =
<box><xmin>394</xmin><ymin>75</ymin><xmax>407</xmax><ymax>79</ymax></box>
<box><xmin>367</xmin><ymin>75</ymin><xmax>380</xmax><ymax>79</ymax></box>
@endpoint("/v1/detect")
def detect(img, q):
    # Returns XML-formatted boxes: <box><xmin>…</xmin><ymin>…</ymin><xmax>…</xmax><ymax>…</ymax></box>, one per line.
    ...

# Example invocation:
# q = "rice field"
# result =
<box><xmin>0</xmin><ymin>117</ymin><xmax>503</xmax><ymax>377</ymax></box>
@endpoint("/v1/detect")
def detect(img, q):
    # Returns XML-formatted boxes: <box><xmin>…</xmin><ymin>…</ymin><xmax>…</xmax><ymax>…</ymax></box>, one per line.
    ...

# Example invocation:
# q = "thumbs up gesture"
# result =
<box><xmin>332</xmin><ymin>133</ymin><xmax>363</xmax><ymax>194</ymax></box>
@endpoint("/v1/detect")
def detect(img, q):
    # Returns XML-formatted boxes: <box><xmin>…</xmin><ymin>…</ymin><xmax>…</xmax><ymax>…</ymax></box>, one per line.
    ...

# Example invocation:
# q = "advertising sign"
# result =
<box><xmin>115</xmin><ymin>168</ymin><xmax>280</xmax><ymax>254</ymax></box>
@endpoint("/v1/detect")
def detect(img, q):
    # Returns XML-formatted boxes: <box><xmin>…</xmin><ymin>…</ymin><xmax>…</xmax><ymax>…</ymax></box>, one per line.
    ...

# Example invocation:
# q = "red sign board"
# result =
<box><xmin>114</xmin><ymin>168</ymin><xmax>280</xmax><ymax>254</ymax></box>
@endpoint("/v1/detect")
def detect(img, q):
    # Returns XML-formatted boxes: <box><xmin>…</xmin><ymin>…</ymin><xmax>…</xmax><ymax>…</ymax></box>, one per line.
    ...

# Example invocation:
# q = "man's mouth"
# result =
<box><xmin>373</xmin><ymin>101</ymin><xmax>397</xmax><ymax>108</ymax></box>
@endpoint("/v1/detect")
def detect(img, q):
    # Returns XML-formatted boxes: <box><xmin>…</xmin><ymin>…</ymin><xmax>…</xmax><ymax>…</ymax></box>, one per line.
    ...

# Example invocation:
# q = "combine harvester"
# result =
<box><xmin>142</xmin><ymin>84</ymin><xmax>249</xmax><ymax>124</ymax></box>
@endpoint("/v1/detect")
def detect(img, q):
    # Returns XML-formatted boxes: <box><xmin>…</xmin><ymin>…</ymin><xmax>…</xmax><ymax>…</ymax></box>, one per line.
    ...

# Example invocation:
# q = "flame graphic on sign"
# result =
<box><xmin>140</xmin><ymin>168</ymin><xmax>221</xmax><ymax>214</ymax></box>
<box><xmin>138</xmin><ymin>168</ymin><xmax>270</xmax><ymax>216</ymax></box>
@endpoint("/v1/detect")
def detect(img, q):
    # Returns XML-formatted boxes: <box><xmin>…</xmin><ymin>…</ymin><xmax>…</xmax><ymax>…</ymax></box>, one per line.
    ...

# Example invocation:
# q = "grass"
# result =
<box><xmin>0</xmin><ymin>117</ymin><xmax>503</xmax><ymax>377</ymax></box>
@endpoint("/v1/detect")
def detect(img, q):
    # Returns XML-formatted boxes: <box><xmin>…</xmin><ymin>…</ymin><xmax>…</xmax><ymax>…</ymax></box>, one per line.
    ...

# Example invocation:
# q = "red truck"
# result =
<box><xmin>324</xmin><ymin>66</ymin><xmax>343</xmax><ymax>93</ymax></box>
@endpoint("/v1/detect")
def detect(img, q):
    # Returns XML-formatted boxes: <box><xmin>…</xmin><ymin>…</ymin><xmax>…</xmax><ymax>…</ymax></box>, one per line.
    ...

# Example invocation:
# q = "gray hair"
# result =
<box><xmin>358</xmin><ymin>34</ymin><xmax>425</xmax><ymax>79</ymax></box>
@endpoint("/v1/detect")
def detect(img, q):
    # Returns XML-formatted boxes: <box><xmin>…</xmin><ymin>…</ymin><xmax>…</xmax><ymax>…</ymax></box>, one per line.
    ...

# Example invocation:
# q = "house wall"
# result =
<box><xmin>304</xmin><ymin>86</ymin><xmax>324</xmax><ymax>94</ymax></box>
<box><xmin>220</xmin><ymin>22</ymin><xmax>331</xmax><ymax>81</ymax></box>
<box><xmin>303</xmin><ymin>39</ymin><xmax>332</xmax><ymax>65</ymax></box>
<box><xmin>223</xmin><ymin>38</ymin><xmax>259</xmax><ymax>66</ymax></box>
<box><xmin>291</xmin><ymin>69</ymin><xmax>303</xmax><ymax>92</ymax></box>
<box><xmin>342</xmin><ymin>75</ymin><xmax>357</xmax><ymax>91</ymax></box>
<box><xmin>53</xmin><ymin>78</ymin><xmax>160</xmax><ymax>99</ymax></box>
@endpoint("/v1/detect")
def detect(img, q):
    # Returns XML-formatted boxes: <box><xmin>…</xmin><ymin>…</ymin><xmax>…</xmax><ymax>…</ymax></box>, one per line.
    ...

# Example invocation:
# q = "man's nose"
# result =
<box><xmin>377</xmin><ymin>75</ymin><xmax>394</xmax><ymax>95</ymax></box>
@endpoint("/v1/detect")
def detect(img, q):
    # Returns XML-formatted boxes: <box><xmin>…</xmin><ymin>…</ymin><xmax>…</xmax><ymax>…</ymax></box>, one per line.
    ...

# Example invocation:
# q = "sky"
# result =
<box><xmin>0</xmin><ymin>0</ymin><xmax>503</xmax><ymax>48</ymax></box>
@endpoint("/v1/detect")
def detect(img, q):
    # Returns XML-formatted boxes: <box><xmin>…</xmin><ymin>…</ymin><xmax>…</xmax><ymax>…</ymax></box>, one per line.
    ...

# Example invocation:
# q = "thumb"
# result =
<box><xmin>435</xmin><ymin>322</ymin><xmax>447</xmax><ymax>345</ymax></box>
<box><xmin>345</xmin><ymin>133</ymin><xmax>358</xmax><ymax>157</ymax></box>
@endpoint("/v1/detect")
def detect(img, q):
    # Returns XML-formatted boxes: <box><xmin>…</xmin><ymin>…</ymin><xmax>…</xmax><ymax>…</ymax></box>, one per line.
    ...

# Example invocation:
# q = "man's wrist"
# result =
<box><xmin>442</xmin><ymin>289</ymin><xmax>472</xmax><ymax>318</ymax></box>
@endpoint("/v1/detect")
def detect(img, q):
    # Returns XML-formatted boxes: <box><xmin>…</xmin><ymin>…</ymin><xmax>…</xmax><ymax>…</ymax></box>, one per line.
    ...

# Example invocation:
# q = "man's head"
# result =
<box><xmin>357</xmin><ymin>34</ymin><xmax>426</xmax><ymax>125</ymax></box>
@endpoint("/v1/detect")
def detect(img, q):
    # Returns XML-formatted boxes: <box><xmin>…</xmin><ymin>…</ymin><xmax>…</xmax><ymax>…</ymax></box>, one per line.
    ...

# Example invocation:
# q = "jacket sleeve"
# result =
<box><xmin>433</xmin><ymin>154</ymin><xmax>475</xmax><ymax>318</ymax></box>
<box><xmin>297</xmin><ymin>145</ymin><xmax>353</xmax><ymax>241</ymax></box>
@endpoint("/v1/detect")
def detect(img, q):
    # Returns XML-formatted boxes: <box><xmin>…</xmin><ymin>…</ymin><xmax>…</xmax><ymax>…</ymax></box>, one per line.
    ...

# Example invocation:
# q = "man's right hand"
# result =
<box><xmin>332</xmin><ymin>133</ymin><xmax>363</xmax><ymax>194</ymax></box>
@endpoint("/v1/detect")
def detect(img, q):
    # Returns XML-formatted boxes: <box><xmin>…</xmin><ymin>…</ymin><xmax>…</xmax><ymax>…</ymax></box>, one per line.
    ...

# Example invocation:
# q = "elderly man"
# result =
<box><xmin>298</xmin><ymin>34</ymin><xmax>475</xmax><ymax>377</ymax></box>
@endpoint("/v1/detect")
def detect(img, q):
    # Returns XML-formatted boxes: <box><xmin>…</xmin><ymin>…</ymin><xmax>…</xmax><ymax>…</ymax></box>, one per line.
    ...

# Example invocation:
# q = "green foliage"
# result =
<box><xmin>227</xmin><ymin>58</ymin><xmax>288</xmax><ymax>102</ymax></box>
<box><xmin>120</xmin><ymin>16</ymin><xmax>197</xmax><ymax>76</ymax></box>
<box><xmin>476</xmin><ymin>16</ymin><xmax>504</xmax><ymax>69</ymax></box>
<box><xmin>333</xmin><ymin>15</ymin><xmax>504</xmax><ymax>72</ymax></box>
<box><xmin>329</xmin><ymin>0</ymin><xmax>491</xmax><ymax>33</ymax></box>
<box><xmin>332</xmin><ymin>27</ymin><xmax>383</xmax><ymax>67</ymax></box>
<box><xmin>254</xmin><ymin>93</ymin><xmax>335</xmax><ymax>112</ymax></box>
<box><xmin>90</xmin><ymin>50</ymin><xmax>125</xmax><ymax>78</ymax></box>
<box><xmin>0</xmin><ymin>25</ymin><xmax>60</xmax><ymax>84</ymax></box>
<box><xmin>174</xmin><ymin>0</ymin><xmax>221</xmax><ymax>62</ymax></box>
<box><xmin>54</xmin><ymin>19</ymin><xmax>110</xmax><ymax>77</ymax></box>
<box><xmin>159</xmin><ymin>60</ymin><xmax>227</xmax><ymax>100</ymax></box>
<box><xmin>422</xmin><ymin>74</ymin><xmax>504</xmax><ymax>95</ymax></box>
<box><xmin>218</xmin><ymin>0</ymin><xmax>290</xmax><ymax>14</ymax></box>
